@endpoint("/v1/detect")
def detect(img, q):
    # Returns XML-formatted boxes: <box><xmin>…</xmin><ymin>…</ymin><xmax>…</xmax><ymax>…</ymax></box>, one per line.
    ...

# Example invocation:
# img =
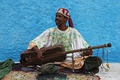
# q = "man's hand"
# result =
<box><xmin>83</xmin><ymin>46</ymin><xmax>93</xmax><ymax>56</ymax></box>
<box><xmin>32</xmin><ymin>46</ymin><xmax>44</xmax><ymax>60</ymax></box>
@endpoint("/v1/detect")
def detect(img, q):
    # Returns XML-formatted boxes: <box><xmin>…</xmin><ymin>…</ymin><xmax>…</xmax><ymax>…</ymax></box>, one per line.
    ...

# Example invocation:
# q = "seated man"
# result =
<box><xmin>27</xmin><ymin>8</ymin><xmax>102</xmax><ymax>73</ymax></box>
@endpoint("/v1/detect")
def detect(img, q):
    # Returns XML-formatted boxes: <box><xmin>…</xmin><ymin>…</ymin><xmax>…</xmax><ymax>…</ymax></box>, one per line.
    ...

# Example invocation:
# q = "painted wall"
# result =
<box><xmin>0</xmin><ymin>0</ymin><xmax>120</xmax><ymax>62</ymax></box>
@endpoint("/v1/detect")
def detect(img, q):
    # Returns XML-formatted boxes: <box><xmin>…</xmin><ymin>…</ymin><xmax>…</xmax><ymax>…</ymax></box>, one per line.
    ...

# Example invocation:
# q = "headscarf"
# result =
<box><xmin>57</xmin><ymin>8</ymin><xmax>74</xmax><ymax>28</ymax></box>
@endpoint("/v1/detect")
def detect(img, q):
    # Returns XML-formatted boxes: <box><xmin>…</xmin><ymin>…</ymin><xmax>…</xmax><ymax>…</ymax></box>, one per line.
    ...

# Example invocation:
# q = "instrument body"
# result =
<box><xmin>20</xmin><ymin>43</ymin><xmax>111</xmax><ymax>67</ymax></box>
<box><xmin>20</xmin><ymin>45</ymin><xmax>66</xmax><ymax>66</ymax></box>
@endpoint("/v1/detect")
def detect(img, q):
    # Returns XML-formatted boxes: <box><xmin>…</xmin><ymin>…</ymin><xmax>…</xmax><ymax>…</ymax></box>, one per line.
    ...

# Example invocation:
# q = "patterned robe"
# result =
<box><xmin>27</xmin><ymin>27</ymin><xmax>89</xmax><ymax>61</ymax></box>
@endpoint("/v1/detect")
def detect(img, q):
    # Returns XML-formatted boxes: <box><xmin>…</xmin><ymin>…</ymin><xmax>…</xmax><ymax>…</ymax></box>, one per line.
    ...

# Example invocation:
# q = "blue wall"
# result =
<box><xmin>0</xmin><ymin>0</ymin><xmax>120</xmax><ymax>62</ymax></box>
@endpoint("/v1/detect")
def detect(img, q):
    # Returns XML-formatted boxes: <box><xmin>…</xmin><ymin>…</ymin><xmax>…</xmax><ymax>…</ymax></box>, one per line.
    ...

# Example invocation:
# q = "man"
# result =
<box><xmin>27</xmin><ymin>8</ymin><xmax>90</xmax><ymax>60</ymax></box>
<box><xmin>27</xmin><ymin>8</ymin><xmax>101</xmax><ymax>73</ymax></box>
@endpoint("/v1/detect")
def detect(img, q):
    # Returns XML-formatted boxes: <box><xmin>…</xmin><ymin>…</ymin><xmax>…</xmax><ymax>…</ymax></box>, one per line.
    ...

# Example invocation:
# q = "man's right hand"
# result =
<box><xmin>32</xmin><ymin>46</ymin><xmax>44</xmax><ymax>60</ymax></box>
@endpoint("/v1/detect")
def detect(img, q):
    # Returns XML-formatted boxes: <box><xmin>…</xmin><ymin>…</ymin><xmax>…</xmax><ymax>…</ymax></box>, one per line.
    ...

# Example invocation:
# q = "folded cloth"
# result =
<box><xmin>84</xmin><ymin>56</ymin><xmax>102</xmax><ymax>71</ymax></box>
<box><xmin>0</xmin><ymin>58</ymin><xmax>14</xmax><ymax>79</ymax></box>
<box><xmin>37</xmin><ymin>63</ymin><xmax>59</xmax><ymax>75</ymax></box>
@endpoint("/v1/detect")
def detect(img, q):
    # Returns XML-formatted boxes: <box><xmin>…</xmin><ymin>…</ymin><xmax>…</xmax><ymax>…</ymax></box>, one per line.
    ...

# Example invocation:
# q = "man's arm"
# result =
<box><xmin>83</xmin><ymin>46</ymin><xmax>93</xmax><ymax>56</ymax></box>
<box><xmin>31</xmin><ymin>46</ymin><xmax>44</xmax><ymax>60</ymax></box>
<box><xmin>27</xmin><ymin>42</ymin><xmax>43</xmax><ymax>60</ymax></box>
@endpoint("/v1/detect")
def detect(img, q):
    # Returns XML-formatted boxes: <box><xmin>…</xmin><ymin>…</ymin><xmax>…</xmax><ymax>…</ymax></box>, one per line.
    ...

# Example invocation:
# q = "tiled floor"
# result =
<box><xmin>96</xmin><ymin>63</ymin><xmax>120</xmax><ymax>80</ymax></box>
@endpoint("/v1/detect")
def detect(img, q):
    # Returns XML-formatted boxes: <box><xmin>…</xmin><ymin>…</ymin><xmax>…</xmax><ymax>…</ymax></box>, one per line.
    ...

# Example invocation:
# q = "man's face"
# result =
<box><xmin>55</xmin><ymin>13</ymin><xmax>67</xmax><ymax>26</ymax></box>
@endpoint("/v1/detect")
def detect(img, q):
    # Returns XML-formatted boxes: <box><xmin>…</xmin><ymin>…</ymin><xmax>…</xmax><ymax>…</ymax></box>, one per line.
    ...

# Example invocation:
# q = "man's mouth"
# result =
<box><xmin>55</xmin><ymin>19</ymin><xmax>60</xmax><ymax>23</ymax></box>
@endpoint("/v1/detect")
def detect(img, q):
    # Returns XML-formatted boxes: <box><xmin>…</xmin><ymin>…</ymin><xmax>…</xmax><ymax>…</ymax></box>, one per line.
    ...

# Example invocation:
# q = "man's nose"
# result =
<box><xmin>56</xmin><ymin>15</ymin><xmax>60</xmax><ymax>19</ymax></box>
<box><xmin>56</xmin><ymin>16</ymin><xmax>58</xmax><ymax>19</ymax></box>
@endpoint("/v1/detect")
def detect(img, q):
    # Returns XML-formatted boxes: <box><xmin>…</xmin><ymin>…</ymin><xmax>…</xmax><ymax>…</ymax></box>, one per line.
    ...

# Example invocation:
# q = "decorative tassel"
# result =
<box><xmin>68</xmin><ymin>17</ymin><xmax>74</xmax><ymax>28</ymax></box>
<box><xmin>106</xmin><ymin>63</ymin><xmax>110</xmax><ymax>68</ymax></box>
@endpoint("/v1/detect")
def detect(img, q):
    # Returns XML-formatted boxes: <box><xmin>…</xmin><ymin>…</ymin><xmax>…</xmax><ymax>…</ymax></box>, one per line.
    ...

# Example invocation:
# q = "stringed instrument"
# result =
<box><xmin>20</xmin><ymin>43</ymin><xmax>111</xmax><ymax>67</ymax></box>
<box><xmin>20</xmin><ymin>44</ymin><xmax>66</xmax><ymax>66</ymax></box>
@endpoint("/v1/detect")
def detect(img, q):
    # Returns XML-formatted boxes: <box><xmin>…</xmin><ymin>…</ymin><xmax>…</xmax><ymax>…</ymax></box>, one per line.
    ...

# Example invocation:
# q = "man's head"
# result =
<box><xmin>55</xmin><ymin>8</ymin><xmax>73</xmax><ymax>28</ymax></box>
<box><xmin>57</xmin><ymin>8</ymin><xmax>70</xmax><ymax>19</ymax></box>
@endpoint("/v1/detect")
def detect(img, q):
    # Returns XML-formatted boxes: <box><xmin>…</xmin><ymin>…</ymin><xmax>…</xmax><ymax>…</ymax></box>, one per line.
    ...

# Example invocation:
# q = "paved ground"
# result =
<box><xmin>96</xmin><ymin>63</ymin><xmax>120</xmax><ymax>80</ymax></box>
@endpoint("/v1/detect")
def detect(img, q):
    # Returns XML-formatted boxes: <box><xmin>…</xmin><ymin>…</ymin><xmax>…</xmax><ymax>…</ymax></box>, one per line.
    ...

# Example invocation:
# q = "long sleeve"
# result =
<box><xmin>27</xmin><ymin>28</ymin><xmax>54</xmax><ymax>49</ymax></box>
<box><xmin>63</xmin><ymin>28</ymin><xmax>89</xmax><ymax>61</ymax></box>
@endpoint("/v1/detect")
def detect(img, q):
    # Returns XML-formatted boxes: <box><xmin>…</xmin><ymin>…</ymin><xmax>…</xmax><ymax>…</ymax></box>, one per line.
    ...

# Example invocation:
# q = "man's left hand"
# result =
<box><xmin>83</xmin><ymin>46</ymin><xmax>93</xmax><ymax>56</ymax></box>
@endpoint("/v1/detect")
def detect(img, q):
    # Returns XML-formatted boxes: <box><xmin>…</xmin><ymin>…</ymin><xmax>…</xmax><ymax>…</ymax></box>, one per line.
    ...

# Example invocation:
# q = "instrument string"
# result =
<box><xmin>100</xmin><ymin>47</ymin><xmax>110</xmax><ymax>72</ymax></box>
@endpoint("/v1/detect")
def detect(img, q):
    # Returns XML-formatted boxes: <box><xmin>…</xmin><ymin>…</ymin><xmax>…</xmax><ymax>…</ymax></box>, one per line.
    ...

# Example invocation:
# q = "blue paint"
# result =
<box><xmin>0</xmin><ymin>0</ymin><xmax>120</xmax><ymax>62</ymax></box>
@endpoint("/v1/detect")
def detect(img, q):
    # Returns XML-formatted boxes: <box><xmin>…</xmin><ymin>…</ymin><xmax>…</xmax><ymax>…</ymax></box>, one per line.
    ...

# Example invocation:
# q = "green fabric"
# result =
<box><xmin>84</xmin><ymin>56</ymin><xmax>102</xmax><ymax>71</ymax></box>
<box><xmin>0</xmin><ymin>59</ymin><xmax>14</xmax><ymax>79</ymax></box>
<box><xmin>37</xmin><ymin>63</ymin><xmax>58</xmax><ymax>75</ymax></box>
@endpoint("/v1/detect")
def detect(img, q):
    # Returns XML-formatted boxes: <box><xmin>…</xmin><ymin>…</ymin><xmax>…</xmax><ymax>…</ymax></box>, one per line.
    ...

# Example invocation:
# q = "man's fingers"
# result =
<box><xmin>37</xmin><ymin>54</ymin><xmax>44</xmax><ymax>60</ymax></box>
